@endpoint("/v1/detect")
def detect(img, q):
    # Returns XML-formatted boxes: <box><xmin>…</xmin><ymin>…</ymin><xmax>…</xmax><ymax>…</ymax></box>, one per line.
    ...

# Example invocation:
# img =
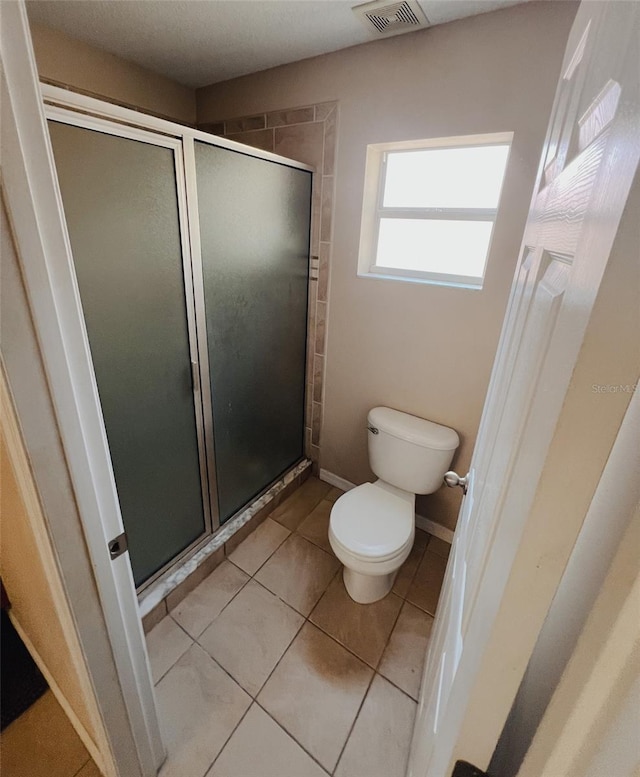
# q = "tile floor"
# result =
<box><xmin>147</xmin><ymin>477</ymin><xmax>449</xmax><ymax>777</ymax></box>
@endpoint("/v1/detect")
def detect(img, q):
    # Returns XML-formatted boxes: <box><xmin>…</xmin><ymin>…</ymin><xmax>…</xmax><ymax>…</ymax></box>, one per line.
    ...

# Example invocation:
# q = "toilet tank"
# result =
<box><xmin>367</xmin><ymin>407</ymin><xmax>459</xmax><ymax>495</ymax></box>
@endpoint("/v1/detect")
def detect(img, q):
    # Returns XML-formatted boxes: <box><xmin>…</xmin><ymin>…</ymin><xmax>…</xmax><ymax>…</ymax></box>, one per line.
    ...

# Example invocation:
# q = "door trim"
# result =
<box><xmin>1</xmin><ymin>4</ymin><xmax>164</xmax><ymax>774</ymax></box>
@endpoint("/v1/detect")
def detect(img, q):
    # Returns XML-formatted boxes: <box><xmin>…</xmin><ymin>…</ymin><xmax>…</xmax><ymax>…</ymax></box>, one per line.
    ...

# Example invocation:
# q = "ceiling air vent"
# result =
<box><xmin>353</xmin><ymin>0</ymin><xmax>429</xmax><ymax>37</ymax></box>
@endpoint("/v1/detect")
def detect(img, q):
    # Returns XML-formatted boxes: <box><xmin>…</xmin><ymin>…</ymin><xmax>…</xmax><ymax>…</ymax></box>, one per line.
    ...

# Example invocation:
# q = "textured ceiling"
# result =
<box><xmin>27</xmin><ymin>0</ymin><xmax>529</xmax><ymax>88</ymax></box>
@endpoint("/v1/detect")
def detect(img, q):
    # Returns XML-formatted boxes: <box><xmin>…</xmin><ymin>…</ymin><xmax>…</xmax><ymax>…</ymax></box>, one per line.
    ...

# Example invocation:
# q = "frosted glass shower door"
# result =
<box><xmin>194</xmin><ymin>142</ymin><xmax>312</xmax><ymax>523</ymax></box>
<box><xmin>49</xmin><ymin>121</ymin><xmax>208</xmax><ymax>587</ymax></box>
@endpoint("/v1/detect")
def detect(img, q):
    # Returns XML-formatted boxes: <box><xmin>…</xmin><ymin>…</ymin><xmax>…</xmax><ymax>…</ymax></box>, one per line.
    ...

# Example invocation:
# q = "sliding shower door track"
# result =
<box><xmin>137</xmin><ymin>458</ymin><xmax>311</xmax><ymax>615</ymax></box>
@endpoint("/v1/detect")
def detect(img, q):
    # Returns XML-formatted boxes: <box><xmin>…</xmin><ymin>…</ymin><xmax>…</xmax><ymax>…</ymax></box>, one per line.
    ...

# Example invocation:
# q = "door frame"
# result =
<box><xmin>1</xmin><ymin>4</ymin><xmax>164</xmax><ymax>774</ymax></box>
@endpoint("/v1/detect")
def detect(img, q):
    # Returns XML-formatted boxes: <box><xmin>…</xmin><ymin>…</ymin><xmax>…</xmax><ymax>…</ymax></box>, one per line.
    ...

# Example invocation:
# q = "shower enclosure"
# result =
<box><xmin>47</xmin><ymin>97</ymin><xmax>312</xmax><ymax>589</ymax></box>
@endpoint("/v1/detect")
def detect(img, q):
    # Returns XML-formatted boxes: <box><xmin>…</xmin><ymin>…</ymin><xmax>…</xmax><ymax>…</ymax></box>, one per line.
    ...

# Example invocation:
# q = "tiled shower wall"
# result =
<box><xmin>199</xmin><ymin>101</ymin><xmax>337</xmax><ymax>468</ymax></box>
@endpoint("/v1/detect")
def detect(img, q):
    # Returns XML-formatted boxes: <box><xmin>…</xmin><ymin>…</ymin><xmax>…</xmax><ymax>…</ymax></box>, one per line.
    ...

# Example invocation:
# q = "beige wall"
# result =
<box><xmin>29</xmin><ymin>22</ymin><xmax>196</xmax><ymax>124</ymax></box>
<box><xmin>197</xmin><ymin>1</ymin><xmax>578</xmax><ymax>530</ymax></box>
<box><xmin>0</xmin><ymin>430</ymin><xmax>99</xmax><ymax>754</ymax></box>
<box><xmin>518</xmin><ymin>503</ymin><xmax>640</xmax><ymax>777</ymax></box>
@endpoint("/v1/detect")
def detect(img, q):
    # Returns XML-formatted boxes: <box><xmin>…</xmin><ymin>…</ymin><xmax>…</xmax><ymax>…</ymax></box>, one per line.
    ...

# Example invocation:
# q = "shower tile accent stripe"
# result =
<box><xmin>199</xmin><ymin>100</ymin><xmax>338</xmax><ymax>469</ymax></box>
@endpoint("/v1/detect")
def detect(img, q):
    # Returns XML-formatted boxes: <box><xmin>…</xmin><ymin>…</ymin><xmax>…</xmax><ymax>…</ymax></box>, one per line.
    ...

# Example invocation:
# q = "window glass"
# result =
<box><xmin>376</xmin><ymin>219</ymin><xmax>494</xmax><ymax>278</ymax></box>
<box><xmin>382</xmin><ymin>144</ymin><xmax>511</xmax><ymax>209</ymax></box>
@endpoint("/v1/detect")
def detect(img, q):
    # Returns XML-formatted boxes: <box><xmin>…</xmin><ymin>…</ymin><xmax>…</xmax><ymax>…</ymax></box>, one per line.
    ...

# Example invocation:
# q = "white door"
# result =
<box><xmin>408</xmin><ymin>3</ymin><xmax>640</xmax><ymax>776</ymax></box>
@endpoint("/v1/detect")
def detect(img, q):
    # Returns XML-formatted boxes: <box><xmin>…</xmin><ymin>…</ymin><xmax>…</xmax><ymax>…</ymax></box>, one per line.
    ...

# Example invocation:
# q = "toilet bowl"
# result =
<box><xmin>329</xmin><ymin>481</ymin><xmax>415</xmax><ymax>603</ymax></box>
<box><xmin>329</xmin><ymin>407</ymin><xmax>459</xmax><ymax>604</ymax></box>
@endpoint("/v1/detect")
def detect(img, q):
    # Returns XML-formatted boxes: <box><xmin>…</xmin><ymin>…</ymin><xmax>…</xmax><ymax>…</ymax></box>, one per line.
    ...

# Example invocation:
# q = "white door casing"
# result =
<box><xmin>408</xmin><ymin>3</ymin><xmax>640</xmax><ymax>776</ymax></box>
<box><xmin>1</xmin><ymin>3</ymin><xmax>165</xmax><ymax>775</ymax></box>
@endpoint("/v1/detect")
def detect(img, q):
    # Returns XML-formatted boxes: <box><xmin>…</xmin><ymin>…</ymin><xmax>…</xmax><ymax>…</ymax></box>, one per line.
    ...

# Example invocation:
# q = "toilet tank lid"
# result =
<box><xmin>368</xmin><ymin>407</ymin><xmax>459</xmax><ymax>451</ymax></box>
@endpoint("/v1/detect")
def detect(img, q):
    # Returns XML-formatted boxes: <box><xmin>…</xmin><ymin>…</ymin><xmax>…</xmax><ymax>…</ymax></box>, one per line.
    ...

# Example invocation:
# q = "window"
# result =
<box><xmin>358</xmin><ymin>133</ymin><xmax>512</xmax><ymax>288</ymax></box>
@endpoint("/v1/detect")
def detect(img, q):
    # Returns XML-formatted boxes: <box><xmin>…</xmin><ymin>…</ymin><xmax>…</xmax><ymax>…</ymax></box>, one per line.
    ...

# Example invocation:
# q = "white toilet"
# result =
<box><xmin>329</xmin><ymin>407</ymin><xmax>459</xmax><ymax>604</ymax></box>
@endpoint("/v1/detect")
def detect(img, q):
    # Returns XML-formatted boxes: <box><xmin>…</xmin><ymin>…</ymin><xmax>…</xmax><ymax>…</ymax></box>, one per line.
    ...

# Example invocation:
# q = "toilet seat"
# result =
<box><xmin>330</xmin><ymin>483</ymin><xmax>414</xmax><ymax>561</ymax></box>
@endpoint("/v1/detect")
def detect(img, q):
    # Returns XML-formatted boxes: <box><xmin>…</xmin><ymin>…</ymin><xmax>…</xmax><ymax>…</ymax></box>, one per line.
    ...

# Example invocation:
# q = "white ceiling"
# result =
<box><xmin>27</xmin><ymin>0</ymin><xmax>529</xmax><ymax>89</ymax></box>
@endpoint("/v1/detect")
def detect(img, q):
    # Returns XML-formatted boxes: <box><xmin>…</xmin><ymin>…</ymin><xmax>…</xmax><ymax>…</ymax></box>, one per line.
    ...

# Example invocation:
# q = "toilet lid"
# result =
<box><xmin>330</xmin><ymin>483</ymin><xmax>414</xmax><ymax>559</ymax></box>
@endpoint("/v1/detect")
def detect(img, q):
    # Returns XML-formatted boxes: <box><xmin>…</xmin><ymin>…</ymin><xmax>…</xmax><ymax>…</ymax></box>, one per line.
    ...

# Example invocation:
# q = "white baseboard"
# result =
<box><xmin>319</xmin><ymin>469</ymin><xmax>454</xmax><ymax>545</ymax></box>
<box><xmin>415</xmin><ymin>514</ymin><xmax>454</xmax><ymax>544</ymax></box>
<box><xmin>319</xmin><ymin>469</ymin><xmax>356</xmax><ymax>492</ymax></box>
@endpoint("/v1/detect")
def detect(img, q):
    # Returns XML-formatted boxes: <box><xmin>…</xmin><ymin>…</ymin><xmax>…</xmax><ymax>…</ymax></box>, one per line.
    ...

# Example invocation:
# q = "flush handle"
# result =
<box><xmin>444</xmin><ymin>471</ymin><xmax>469</xmax><ymax>494</ymax></box>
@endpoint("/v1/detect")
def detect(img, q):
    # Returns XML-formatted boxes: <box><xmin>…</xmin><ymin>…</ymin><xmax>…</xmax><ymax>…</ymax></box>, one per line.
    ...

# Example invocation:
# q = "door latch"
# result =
<box><xmin>108</xmin><ymin>531</ymin><xmax>128</xmax><ymax>560</ymax></box>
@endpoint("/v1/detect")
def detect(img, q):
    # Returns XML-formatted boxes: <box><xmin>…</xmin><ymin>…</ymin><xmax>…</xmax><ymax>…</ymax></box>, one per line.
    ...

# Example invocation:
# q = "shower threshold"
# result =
<box><xmin>137</xmin><ymin>458</ymin><xmax>311</xmax><ymax>628</ymax></box>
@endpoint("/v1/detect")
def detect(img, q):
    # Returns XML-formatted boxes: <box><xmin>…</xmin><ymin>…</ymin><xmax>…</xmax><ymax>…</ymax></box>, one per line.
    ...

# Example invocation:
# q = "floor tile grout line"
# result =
<box><xmin>227</xmin><ymin>520</ymin><xmax>291</xmax><ymax>578</ymax></box>
<box><xmin>184</xmin><ymin>580</ymin><xmax>419</xmax><ymax>711</ymax></box>
<box><xmin>198</xmin><ymin>562</ymin><xmax>269</xmax><ymax>625</ymax></box>
<box><xmin>248</xmin><ymin>535</ymin><xmax>340</xmax><ymax>618</ymax></box>
<box><xmin>154</xmin><ymin>620</ymin><xmax>309</xmax><ymax>775</ymax></box>
<box><xmin>373</xmin><ymin>667</ymin><xmax>421</xmax><ymax>704</ymax></box>
<box><xmin>200</xmin><ymin>696</ymin><xmax>254</xmax><ymax>777</ymax></box>
<box><xmin>190</xmin><ymin>640</ymin><xmax>256</xmax><ymax>702</ymax></box>
<box><xmin>331</xmin><ymin>664</ymin><xmax>377</xmax><ymax>776</ymax></box>
<box><xmin>151</xmin><ymin>510</ymin><xmax>434</xmax><ymax>775</ymax></box>
<box><xmin>404</xmin><ymin>539</ymin><xmax>447</xmax><ymax>616</ymax></box>
<box><xmin>269</xmin><ymin>490</ymin><xmax>330</xmax><ymax>531</ymax></box>
<box><xmin>157</xmin><ymin>569</ymin><xmax>430</xmax><ymax>698</ymax></box>
<box><xmin>163</xmin><ymin>482</ymin><xmax>336</xmax><ymax>642</ymax></box>
<box><xmin>251</xmin><ymin>529</ymin><xmax>329</xmax><ymax>581</ymax></box>
<box><xmin>229</xmin><ymin>485</ymin><xmax>331</xmax><ymax>579</ymax></box>
<box><xmin>305</xmin><ymin>561</ymin><xmax>404</xmax><ymax>671</ymax></box>
<box><xmin>207</xmin><ymin>567</ymin><xmax>253</xmax><ymax>623</ymax></box>
<box><xmin>370</xmin><ymin>579</ymin><xmax>433</xmax><ymax>699</ymax></box>
<box><xmin>70</xmin><ymin>755</ymin><xmax>92</xmax><ymax>777</ymax></box>
<box><xmin>403</xmin><ymin>533</ymin><xmax>430</xmax><ymax>592</ymax></box>
<box><xmin>241</xmin><ymin>581</ymin><xmax>387</xmax><ymax>775</ymax></box>
<box><xmin>209</xmin><ymin>558</ymin><xmax>346</xmax><ymax>767</ymax></box>
<box><xmin>330</xmin><ymin>617</ymin><xmax>423</xmax><ymax>775</ymax></box>
<box><xmin>253</xmin><ymin>699</ymin><xmax>333</xmax><ymax>775</ymax></box>
<box><xmin>168</xmin><ymin>567</ymin><xmax>252</xmax><ymax>640</ymax></box>
<box><xmin>148</xmin><ymin>482</ymin><xmax>339</xmax><ymax>770</ymax></box>
<box><xmin>162</xmin><ymin>489</ymin><xmax>340</xmax><ymax>698</ymax></box>
<box><xmin>195</xmin><ymin>611</ymin><xmax>326</xmax><ymax>773</ymax></box>
<box><xmin>157</xmin><ymin>521</ymin><xmax>434</xmax><ymax>687</ymax></box>
<box><xmin>158</xmin><ymin>596</ymin><xmax>280</xmax><ymax>692</ymax></box>
<box><xmin>373</xmin><ymin>594</ymin><xmax>405</xmax><ymax>672</ymax></box>
<box><xmin>243</xmin><ymin>574</ymin><xmax>322</xmax><ymax>698</ymax></box>
<box><xmin>307</xmin><ymin>601</ymin><xmax>400</xmax><ymax>672</ymax></box>
<box><xmin>408</xmin><ymin>600</ymin><xmax>438</xmax><ymax>618</ymax></box>
<box><xmin>202</xmin><ymin>598</ymin><xmax>306</xmax><ymax>701</ymax></box>
<box><xmin>299</xmin><ymin>533</ymin><xmax>436</xmax><ymax>675</ymax></box>
<box><xmin>150</xmin><ymin>617</ymin><xmax>194</xmax><ymax>686</ymax></box>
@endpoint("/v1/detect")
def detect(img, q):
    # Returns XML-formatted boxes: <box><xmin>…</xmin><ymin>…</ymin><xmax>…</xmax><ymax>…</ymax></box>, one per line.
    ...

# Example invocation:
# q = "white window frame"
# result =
<box><xmin>357</xmin><ymin>132</ymin><xmax>513</xmax><ymax>289</ymax></box>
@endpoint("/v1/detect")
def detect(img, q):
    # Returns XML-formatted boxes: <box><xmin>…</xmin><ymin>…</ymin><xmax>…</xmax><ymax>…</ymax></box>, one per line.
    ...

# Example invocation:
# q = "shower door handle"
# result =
<box><xmin>190</xmin><ymin>361</ymin><xmax>200</xmax><ymax>394</ymax></box>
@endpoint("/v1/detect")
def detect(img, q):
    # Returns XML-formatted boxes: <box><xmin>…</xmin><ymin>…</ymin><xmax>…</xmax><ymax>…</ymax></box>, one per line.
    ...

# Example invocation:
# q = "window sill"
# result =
<box><xmin>357</xmin><ymin>269</ymin><xmax>484</xmax><ymax>290</ymax></box>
